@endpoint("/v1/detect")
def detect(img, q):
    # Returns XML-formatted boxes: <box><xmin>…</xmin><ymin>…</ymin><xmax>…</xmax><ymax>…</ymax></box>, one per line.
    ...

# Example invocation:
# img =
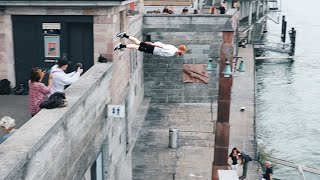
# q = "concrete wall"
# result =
<box><xmin>0</xmin><ymin>12</ymin><xmax>15</xmax><ymax>85</ymax></box>
<box><xmin>0</xmin><ymin>5</ymin><xmax>140</xmax><ymax>87</ymax></box>
<box><xmin>143</xmin><ymin>14</ymin><xmax>235</xmax><ymax>103</ymax></box>
<box><xmin>0</xmin><ymin>6</ymin><xmax>145</xmax><ymax>180</ymax></box>
<box><xmin>0</xmin><ymin>61</ymin><xmax>144</xmax><ymax>180</ymax></box>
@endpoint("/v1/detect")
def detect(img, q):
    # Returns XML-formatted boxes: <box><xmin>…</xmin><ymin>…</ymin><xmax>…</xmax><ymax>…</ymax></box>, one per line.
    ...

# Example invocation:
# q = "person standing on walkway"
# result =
<box><xmin>49</xmin><ymin>59</ymin><xmax>83</xmax><ymax>96</ymax></box>
<box><xmin>229</xmin><ymin>147</ymin><xmax>240</xmax><ymax>171</ymax></box>
<box><xmin>0</xmin><ymin>116</ymin><xmax>17</xmax><ymax>144</ymax></box>
<box><xmin>262</xmin><ymin>161</ymin><xmax>273</xmax><ymax>180</ymax></box>
<box><xmin>113</xmin><ymin>32</ymin><xmax>187</xmax><ymax>57</ymax></box>
<box><xmin>239</xmin><ymin>151</ymin><xmax>251</xmax><ymax>179</ymax></box>
<box><xmin>28</xmin><ymin>67</ymin><xmax>52</xmax><ymax>117</ymax></box>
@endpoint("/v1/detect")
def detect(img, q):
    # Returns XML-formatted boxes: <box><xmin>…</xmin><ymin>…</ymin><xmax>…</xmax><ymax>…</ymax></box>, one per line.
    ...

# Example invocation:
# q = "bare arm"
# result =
<box><xmin>144</xmin><ymin>41</ymin><xmax>165</xmax><ymax>48</ymax></box>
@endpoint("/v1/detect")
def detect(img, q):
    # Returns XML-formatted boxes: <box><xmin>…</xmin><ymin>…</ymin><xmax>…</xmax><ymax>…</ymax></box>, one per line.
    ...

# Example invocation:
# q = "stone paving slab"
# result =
<box><xmin>132</xmin><ymin>45</ymin><xmax>261</xmax><ymax>180</ymax></box>
<box><xmin>0</xmin><ymin>95</ymin><xmax>29</xmax><ymax>137</ymax></box>
<box><xmin>229</xmin><ymin>45</ymin><xmax>262</xmax><ymax>179</ymax></box>
<box><xmin>132</xmin><ymin>103</ymin><xmax>215</xmax><ymax>180</ymax></box>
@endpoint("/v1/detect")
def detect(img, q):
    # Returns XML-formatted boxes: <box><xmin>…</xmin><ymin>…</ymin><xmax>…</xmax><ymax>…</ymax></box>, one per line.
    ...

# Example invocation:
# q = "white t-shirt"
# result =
<box><xmin>153</xmin><ymin>42</ymin><xmax>178</xmax><ymax>57</ymax></box>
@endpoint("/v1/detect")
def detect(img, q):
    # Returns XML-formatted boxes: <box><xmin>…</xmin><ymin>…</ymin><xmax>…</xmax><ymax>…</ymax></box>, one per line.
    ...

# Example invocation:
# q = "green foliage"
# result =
<box><xmin>257</xmin><ymin>144</ymin><xmax>276</xmax><ymax>172</ymax></box>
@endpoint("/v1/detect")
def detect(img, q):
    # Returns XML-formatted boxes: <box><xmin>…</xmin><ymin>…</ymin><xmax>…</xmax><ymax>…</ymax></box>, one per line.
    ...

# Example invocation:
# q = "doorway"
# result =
<box><xmin>12</xmin><ymin>15</ymin><xmax>94</xmax><ymax>86</ymax></box>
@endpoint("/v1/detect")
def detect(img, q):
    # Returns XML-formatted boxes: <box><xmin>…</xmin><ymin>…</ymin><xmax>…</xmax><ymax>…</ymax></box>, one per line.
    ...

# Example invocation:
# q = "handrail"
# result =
<box><xmin>269</xmin><ymin>157</ymin><xmax>320</xmax><ymax>175</ymax></box>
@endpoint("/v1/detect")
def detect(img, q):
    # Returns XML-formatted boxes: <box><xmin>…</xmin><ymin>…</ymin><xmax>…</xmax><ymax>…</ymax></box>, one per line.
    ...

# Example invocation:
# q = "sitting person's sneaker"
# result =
<box><xmin>114</xmin><ymin>43</ymin><xmax>122</xmax><ymax>51</ymax></box>
<box><xmin>116</xmin><ymin>32</ymin><xmax>126</xmax><ymax>38</ymax></box>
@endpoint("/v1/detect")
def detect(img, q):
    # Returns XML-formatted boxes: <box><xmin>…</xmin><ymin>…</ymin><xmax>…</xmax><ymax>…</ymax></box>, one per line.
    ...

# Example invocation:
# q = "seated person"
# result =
<box><xmin>0</xmin><ymin>116</ymin><xmax>17</xmax><ymax>144</ymax></box>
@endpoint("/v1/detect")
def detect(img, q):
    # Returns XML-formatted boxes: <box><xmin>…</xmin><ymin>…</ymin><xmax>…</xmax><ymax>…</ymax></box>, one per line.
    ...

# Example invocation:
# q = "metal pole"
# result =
<box><xmin>249</xmin><ymin>1</ymin><xmax>253</xmax><ymax>26</ymax></box>
<box><xmin>297</xmin><ymin>165</ymin><xmax>307</xmax><ymax>180</ymax></box>
<box><xmin>289</xmin><ymin>27</ymin><xmax>296</xmax><ymax>56</ymax></box>
<box><xmin>256</xmin><ymin>0</ymin><xmax>260</xmax><ymax>20</ymax></box>
<box><xmin>281</xmin><ymin>15</ymin><xmax>286</xmax><ymax>42</ymax></box>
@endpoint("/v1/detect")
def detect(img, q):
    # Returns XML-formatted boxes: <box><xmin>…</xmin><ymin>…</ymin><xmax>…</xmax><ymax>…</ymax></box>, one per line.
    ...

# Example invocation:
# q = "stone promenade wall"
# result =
<box><xmin>143</xmin><ymin>14</ymin><xmax>237</xmax><ymax>103</ymax></box>
<box><xmin>0</xmin><ymin>10</ymin><xmax>145</xmax><ymax>180</ymax></box>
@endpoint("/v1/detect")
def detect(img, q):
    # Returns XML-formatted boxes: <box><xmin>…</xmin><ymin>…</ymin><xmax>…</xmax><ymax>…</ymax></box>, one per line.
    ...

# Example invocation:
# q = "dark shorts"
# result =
<box><xmin>138</xmin><ymin>42</ymin><xmax>154</xmax><ymax>54</ymax></box>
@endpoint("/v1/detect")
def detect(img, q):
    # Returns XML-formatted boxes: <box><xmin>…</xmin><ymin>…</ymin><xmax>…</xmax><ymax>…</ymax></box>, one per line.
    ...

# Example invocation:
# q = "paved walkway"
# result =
<box><xmin>132</xmin><ymin>103</ymin><xmax>215</xmax><ymax>180</ymax></box>
<box><xmin>229</xmin><ymin>44</ymin><xmax>262</xmax><ymax>179</ymax></box>
<box><xmin>132</xmin><ymin>45</ymin><xmax>261</xmax><ymax>179</ymax></box>
<box><xmin>0</xmin><ymin>95</ymin><xmax>30</xmax><ymax>137</ymax></box>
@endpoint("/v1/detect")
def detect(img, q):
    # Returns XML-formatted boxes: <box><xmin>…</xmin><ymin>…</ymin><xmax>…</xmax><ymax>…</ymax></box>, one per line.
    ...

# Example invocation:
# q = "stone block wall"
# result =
<box><xmin>143</xmin><ymin>14</ymin><xmax>233</xmax><ymax>103</ymax></box>
<box><xmin>0</xmin><ymin>13</ymin><xmax>15</xmax><ymax>85</ymax></box>
<box><xmin>0</xmin><ymin>61</ymin><xmax>144</xmax><ymax>180</ymax></box>
<box><xmin>0</xmin><ymin>5</ymin><xmax>145</xmax><ymax>180</ymax></box>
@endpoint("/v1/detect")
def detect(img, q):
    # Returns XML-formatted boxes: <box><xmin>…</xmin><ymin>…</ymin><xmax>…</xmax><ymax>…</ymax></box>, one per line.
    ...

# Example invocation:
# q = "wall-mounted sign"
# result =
<box><xmin>108</xmin><ymin>105</ymin><xmax>125</xmax><ymax>118</ymax></box>
<box><xmin>44</xmin><ymin>35</ymin><xmax>60</xmax><ymax>58</ymax></box>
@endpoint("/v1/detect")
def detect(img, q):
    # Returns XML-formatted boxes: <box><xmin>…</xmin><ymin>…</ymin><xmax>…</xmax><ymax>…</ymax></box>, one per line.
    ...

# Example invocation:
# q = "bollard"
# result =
<box><xmin>169</xmin><ymin>128</ymin><xmax>178</xmax><ymax>149</ymax></box>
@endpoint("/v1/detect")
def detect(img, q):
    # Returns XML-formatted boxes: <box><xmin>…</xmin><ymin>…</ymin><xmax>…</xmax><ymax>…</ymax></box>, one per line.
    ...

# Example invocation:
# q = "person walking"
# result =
<box><xmin>239</xmin><ymin>151</ymin><xmax>251</xmax><ymax>179</ymax></box>
<box><xmin>0</xmin><ymin>116</ymin><xmax>17</xmax><ymax>144</ymax></box>
<box><xmin>28</xmin><ymin>67</ymin><xmax>52</xmax><ymax>116</ymax></box>
<box><xmin>229</xmin><ymin>147</ymin><xmax>240</xmax><ymax>171</ymax></box>
<box><xmin>49</xmin><ymin>59</ymin><xmax>83</xmax><ymax>96</ymax></box>
<box><xmin>262</xmin><ymin>161</ymin><xmax>273</xmax><ymax>180</ymax></box>
<box><xmin>113</xmin><ymin>32</ymin><xmax>187</xmax><ymax>57</ymax></box>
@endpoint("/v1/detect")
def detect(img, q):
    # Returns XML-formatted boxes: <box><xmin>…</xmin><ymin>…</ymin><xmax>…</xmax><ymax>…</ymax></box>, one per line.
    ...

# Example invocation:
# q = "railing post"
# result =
<box><xmin>297</xmin><ymin>164</ymin><xmax>306</xmax><ymax>180</ymax></box>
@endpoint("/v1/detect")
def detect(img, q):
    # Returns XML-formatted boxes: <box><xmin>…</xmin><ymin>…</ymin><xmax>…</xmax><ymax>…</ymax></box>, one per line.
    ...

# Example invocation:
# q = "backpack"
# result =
<box><xmin>13</xmin><ymin>82</ymin><xmax>29</xmax><ymax>95</ymax></box>
<box><xmin>0</xmin><ymin>79</ymin><xmax>11</xmax><ymax>95</ymax></box>
<box><xmin>40</xmin><ymin>92</ymin><xmax>67</xmax><ymax>109</ymax></box>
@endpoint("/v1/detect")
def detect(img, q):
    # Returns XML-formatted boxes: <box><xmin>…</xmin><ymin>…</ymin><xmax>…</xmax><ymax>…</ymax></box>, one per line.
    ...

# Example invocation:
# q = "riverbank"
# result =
<box><xmin>229</xmin><ymin>44</ymin><xmax>262</xmax><ymax>179</ymax></box>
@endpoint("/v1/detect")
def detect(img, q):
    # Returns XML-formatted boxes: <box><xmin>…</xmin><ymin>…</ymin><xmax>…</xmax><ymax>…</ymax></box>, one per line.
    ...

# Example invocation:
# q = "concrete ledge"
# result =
<box><xmin>0</xmin><ymin>63</ymin><xmax>112</xmax><ymax>180</ymax></box>
<box><xmin>0</xmin><ymin>1</ymin><xmax>136</xmax><ymax>7</ymax></box>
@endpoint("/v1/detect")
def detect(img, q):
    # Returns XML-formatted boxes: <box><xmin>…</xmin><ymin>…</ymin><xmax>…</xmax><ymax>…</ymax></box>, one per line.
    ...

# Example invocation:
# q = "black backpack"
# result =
<box><xmin>13</xmin><ymin>82</ymin><xmax>29</xmax><ymax>95</ymax></box>
<box><xmin>40</xmin><ymin>92</ymin><xmax>67</xmax><ymax>109</ymax></box>
<box><xmin>0</xmin><ymin>79</ymin><xmax>11</xmax><ymax>95</ymax></box>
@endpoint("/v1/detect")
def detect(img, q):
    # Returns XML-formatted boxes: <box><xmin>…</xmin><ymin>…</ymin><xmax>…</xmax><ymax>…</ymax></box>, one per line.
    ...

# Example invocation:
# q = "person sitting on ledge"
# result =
<box><xmin>0</xmin><ymin>116</ymin><xmax>17</xmax><ymax>144</ymax></box>
<box><xmin>113</xmin><ymin>32</ymin><xmax>187</xmax><ymax>57</ymax></box>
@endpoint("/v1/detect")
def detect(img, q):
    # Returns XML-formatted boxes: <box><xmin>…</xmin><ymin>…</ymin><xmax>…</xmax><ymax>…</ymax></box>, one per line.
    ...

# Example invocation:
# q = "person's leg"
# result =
<box><xmin>126</xmin><ymin>44</ymin><xmax>139</xmax><ymax>50</ymax></box>
<box><xmin>242</xmin><ymin>162</ymin><xmax>248</xmax><ymax>178</ymax></box>
<box><xmin>114</xmin><ymin>43</ymin><xmax>139</xmax><ymax>51</ymax></box>
<box><xmin>127</xmin><ymin>36</ymin><xmax>141</xmax><ymax>45</ymax></box>
<box><xmin>116</xmin><ymin>31</ymin><xmax>141</xmax><ymax>45</ymax></box>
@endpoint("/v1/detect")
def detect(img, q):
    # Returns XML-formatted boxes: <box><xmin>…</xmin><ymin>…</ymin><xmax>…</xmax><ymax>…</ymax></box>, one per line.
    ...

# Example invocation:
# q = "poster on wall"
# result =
<box><xmin>44</xmin><ymin>35</ymin><xmax>60</xmax><ymax>58</ymax></box>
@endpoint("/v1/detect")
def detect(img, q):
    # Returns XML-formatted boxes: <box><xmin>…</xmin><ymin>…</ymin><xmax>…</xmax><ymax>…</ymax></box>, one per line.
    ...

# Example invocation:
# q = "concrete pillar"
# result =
<box><xmin>199</xmin><ymin>0</ymin><xmax>204</xmax><ymax>10</ymax></box>
<box><xmin>0</xmin><ymin>14</ymin><xmax>16</xmax><ymax>86</ymax></box>
<box><xmin>256</xmin><ymin>0</ymin><xmax>260</xmax><ymax>19</ymax></box>
<box><xmin>212</xmin><ymin>31</ymin><xmax>234</xmax><ymax>180</ymax></box>
<box><xmin>137</xmin><ymin>0</ymin><xmax>144</xmax><ymax>14</ymax></box>
<box><xmin>249</xmin><ymin>1</ymin><xmax>253</xmax><ymax>26</ymax></box>
<box><xmin>262</xmin><ymin>0</ymin><xmax>265</xmax><ymax>15</ymax></box>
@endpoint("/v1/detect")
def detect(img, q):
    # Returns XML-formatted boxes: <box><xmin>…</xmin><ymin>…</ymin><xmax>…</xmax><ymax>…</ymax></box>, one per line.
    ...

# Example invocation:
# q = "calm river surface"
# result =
<box><xmin>256</xmin><ymin>0</ymin><xmax>320</xmax><ymax>179</ymax></box>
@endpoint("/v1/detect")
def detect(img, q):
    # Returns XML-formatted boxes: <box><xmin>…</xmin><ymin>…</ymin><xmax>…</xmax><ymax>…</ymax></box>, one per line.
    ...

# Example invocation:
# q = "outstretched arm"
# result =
<box><xmin>144</xmin><ymin>41</ymin><xmax>165</xmax><ymax>48</ymax></box>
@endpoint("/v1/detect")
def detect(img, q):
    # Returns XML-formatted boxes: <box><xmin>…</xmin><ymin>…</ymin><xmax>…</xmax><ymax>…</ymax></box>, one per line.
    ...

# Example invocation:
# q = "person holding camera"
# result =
<box><xmin>49</xmin><ymin>59</ymin><xmax>83</xmax><ymax>96</ymax></box>
<box><xmin>28</xmin><ymin>67</ymin><xmax>52</xmax><ymax>116</ymax></box>
<box><xmin>239</xmin><ymin>151</ymin><xmax>252</xmax><ymax>180</ymax></box>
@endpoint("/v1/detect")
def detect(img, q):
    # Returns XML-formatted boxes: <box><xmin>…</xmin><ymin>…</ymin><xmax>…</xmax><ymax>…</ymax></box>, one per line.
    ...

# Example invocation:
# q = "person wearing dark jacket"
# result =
<box><xmin>239</xmin><ymin>151</ymin><xmax>251</xmax><ymax>179</ymax></box>
<box><xmin>262</xmin><ymin>161</ymin><xmax>273</xmax><ymax>180</ymax></box>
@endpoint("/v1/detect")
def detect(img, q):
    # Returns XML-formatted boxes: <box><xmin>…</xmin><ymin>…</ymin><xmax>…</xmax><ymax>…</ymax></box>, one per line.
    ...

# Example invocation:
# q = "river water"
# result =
<box><xmin>256</xmin><ymin>0</ymin><xmax>320</xmax><ymax>179</ymax></box>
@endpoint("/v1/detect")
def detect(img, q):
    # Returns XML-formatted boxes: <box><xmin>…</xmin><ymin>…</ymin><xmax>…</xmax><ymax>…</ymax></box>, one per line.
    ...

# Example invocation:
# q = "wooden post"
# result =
<box><xmin>212</xmin><ymin>30</ymin><xmax>234</xmax><ymax>180</ymax></box>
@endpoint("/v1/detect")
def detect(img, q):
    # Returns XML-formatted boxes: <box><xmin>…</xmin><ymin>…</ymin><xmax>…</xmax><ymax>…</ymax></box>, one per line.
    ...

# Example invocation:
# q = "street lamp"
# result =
<box><xmin>237</xmin><ymin>60</ymin><xmax>246</xmax><ymax>72</ymax></box>
<box><xmin>222</xmin><ymin>60</ymin><xmax>232</xmax><ymax>77</ymax></box>
<box><xmin>207</xmin><ymin>58</ymin><xmax>214</xmax><ymax>72</ymax></box>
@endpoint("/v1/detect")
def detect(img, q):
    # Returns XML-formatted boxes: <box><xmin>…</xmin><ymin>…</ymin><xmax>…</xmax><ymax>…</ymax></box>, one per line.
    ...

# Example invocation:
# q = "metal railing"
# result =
<box><xmin>268</xmin><ymin>157</ymin><xmax>320</xmax><ymax>180</ymax></box>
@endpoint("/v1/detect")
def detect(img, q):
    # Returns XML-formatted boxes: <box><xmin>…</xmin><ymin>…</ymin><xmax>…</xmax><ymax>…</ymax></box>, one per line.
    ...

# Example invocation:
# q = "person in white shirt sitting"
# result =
<box><xmin>49</xmin><ymin>59</ymin><xmax>83</xmax><ymax>96</ymax></box>
<box><xmin>113</xmin><ymin>32</ymin><xmax>187</xmax><ymax>57</ymax></box>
